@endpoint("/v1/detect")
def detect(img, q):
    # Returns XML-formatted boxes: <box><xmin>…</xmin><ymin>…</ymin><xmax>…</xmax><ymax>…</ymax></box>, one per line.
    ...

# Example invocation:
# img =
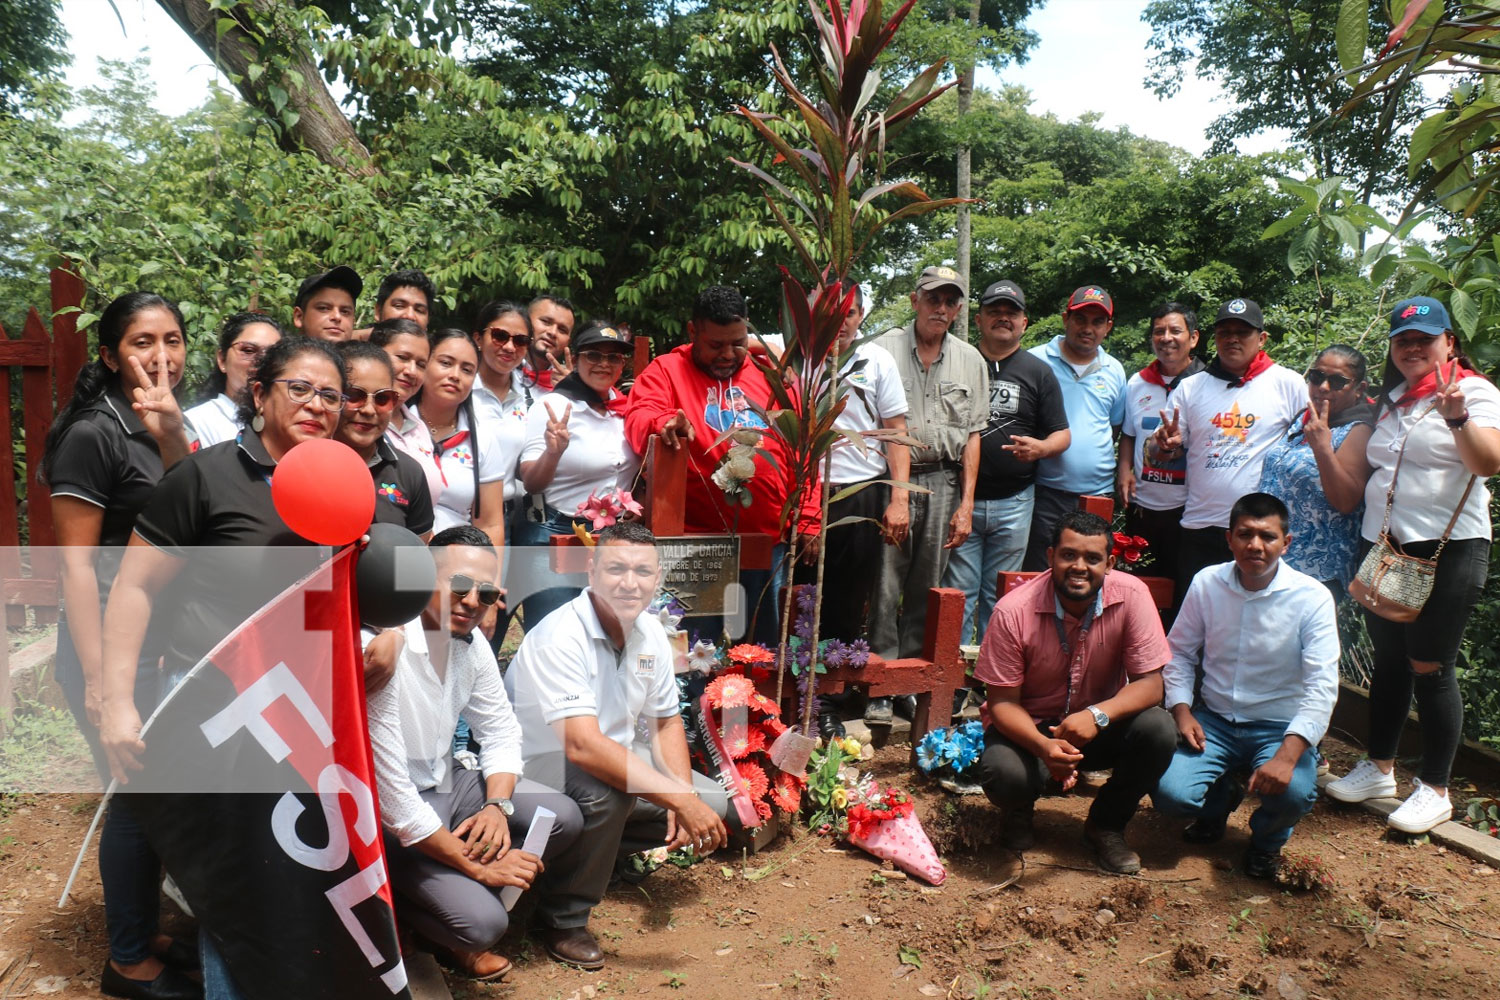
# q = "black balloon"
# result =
<box><xmin>355</xmin><ymin>523</ymin><xmax>437</xmax><ymax>628</ymax></box>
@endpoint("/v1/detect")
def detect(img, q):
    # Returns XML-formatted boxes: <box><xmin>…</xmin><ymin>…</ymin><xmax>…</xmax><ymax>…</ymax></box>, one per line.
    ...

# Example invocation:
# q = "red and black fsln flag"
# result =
<box><xmin>121</xmin><ymin>548</ymin><xmax>408</xmax><ymax>999</ymax></box>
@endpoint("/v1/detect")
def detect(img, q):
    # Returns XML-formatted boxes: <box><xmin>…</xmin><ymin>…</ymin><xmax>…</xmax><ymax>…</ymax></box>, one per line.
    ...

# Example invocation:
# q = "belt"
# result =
<box><xmin>908</xmin><ymin>460</ymin><xmax>959</xmax><ymax>476</ymax></box>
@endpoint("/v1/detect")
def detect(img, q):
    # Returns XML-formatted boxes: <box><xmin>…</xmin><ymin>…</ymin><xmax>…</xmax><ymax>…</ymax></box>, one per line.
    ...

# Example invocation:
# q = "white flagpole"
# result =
<box><xmin>59</xmin><ymin>778</ymin><xmax>116</xmax><ymax>909</ymax></box>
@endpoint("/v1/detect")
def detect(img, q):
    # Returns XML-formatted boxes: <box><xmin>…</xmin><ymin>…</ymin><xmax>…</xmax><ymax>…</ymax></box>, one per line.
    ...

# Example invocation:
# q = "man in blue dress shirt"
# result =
<box><xmin>1152</xmin><ymin>491</ymin><xmax>1339</xmax><ymax>879</ymax></box>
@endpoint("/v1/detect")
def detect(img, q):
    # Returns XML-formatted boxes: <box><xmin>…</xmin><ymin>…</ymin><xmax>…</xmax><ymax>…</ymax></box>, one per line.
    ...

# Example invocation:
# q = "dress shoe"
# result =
<box><xmin>1243</xmin><ymin>846</ymin><xmax>1281</xmax><ymax>880</ymax></box>
<box><xmin>999</xmin><ymin>802</ymin><xmax>1035</xmax><ymax>852</ymax></box>
<box><xmin>1084</xmin><ymin>823</ymin><xmax>1142</xmax><ymax>875</ymax></box>
<box><xmin>893</xmin><ymin>694</ymin><xmax>918</xmax><ymax>720</ymax></box>
<box><xmin>817</xmin><ymin>711</ymin><xmax>846</xmax><ymax>741</ymax></box>
<box><xmin>100</xmin><ymin>961</ymin><xmax>203</xmax><ymax>1000</ymax></box>
<box><xmin>538</xmin><ymin>925</ymin><xmax>605</xmax><ymax>970</ymax></box>
<box><xmin>863</xmin><ymin>697</ymin><xmax>894</xmax><ymax>725</ymax></box>
<box><xmin>1183</xmin><ymin>776</ymin><xmax>1245</xmax><ymax>843</ymax></box>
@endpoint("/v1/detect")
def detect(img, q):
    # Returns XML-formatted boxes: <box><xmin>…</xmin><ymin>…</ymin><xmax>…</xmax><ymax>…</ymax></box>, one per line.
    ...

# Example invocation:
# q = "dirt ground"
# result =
<box><xmin>3</xmin><ymin>738</ymin><xmax>1499</xmax><ymax>1000</ymax></box>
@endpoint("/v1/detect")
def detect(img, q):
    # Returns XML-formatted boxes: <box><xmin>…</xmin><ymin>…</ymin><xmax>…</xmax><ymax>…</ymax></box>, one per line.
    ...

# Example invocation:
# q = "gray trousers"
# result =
<box><xmin>382</xmin><ymin>768</ymin><xmax>583</xmax><ymax>952</ymax></box>
<box><xmin>525</xmin><ymin>753</ymin><xmax>735</xmax><ymax>929</ymax></box>
<box><xmin>870</xmin><ymin>467</ymin><xmax>961</xmax><ymax>659</ymax></box>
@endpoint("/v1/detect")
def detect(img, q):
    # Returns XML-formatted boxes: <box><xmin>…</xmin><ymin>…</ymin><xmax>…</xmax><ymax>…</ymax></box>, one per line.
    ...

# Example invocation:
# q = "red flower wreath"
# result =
<box><xmin>770</xmin><ymin>771</ymin><xmax>804</xmax><ymax>813</ymax></box>
<box><xmin>733</xmin><ymin>761</ymin><xmax>771</xmax><ymax>801</ymax></box>
<box><xmin>724</xmin><ymin>725</ymin><xmax>767</xmax><ymax>760</ymax></box>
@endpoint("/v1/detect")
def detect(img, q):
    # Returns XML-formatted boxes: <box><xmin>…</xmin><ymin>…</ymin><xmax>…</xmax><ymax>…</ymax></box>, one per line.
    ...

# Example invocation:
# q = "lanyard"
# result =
<box><xmin>1053</xmin><ymin>589</ymin><xmax>1102</xmax><ymax>719</ymax></box>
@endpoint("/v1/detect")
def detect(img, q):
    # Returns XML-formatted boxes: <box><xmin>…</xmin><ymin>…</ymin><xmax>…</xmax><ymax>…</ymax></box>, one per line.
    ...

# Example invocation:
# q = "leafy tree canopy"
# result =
<box><xmin>0</xmin><ymin>0</ymin><xmax>70</xmax><ymax>114</ymax></box>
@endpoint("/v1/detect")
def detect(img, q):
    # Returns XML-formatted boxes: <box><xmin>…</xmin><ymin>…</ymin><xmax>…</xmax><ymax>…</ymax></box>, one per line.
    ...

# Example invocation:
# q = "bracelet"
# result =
<box><xmin>1446</xmin><ymin>413</ymin><xmax>1470</xmax><ymax>430</ymax></box>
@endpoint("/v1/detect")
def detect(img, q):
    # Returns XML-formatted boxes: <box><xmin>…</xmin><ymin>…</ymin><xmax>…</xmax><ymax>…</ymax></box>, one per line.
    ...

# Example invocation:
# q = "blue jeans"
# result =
<box><xmin>1151</xmin><ymin>707</ymin><xmax>1320</xmax><ymax>853</ymax></box>
<box><xmin>513</xmin><ymin>508</ymin><xmax>589</xmax><ymax>632</ymax></box>
<box><xmin>200</xmin><ymin>929</ymin><xmax>245</xmax><ymax>1000</ymax></box>
<box><xmin>941</xmin><ymin>486</ymin><xmax>1034</xmax><ymax>645</ymax></box>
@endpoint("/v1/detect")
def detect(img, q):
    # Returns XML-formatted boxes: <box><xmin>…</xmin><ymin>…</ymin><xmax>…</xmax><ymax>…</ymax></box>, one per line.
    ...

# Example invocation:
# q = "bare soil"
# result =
<box><xmin>3</xmin><ymin>738</ymin><xmax>1500</xmax><ymax>999</ymax></box>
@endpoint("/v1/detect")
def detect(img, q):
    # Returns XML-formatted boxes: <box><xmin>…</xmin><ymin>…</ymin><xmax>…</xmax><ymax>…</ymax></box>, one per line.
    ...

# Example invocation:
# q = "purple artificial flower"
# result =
<box><xmin>845</xmin><ymin>639</ymin><xmax>870</xmax><ymax>667</ymax></box>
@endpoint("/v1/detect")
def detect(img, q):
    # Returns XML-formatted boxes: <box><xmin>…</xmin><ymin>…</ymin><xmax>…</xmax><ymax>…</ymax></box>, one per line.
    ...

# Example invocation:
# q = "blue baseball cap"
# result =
<box><xmin>1388</xmin><ymin>296</ymin><xmax>1450</xmax><ymax>337</ymax></box>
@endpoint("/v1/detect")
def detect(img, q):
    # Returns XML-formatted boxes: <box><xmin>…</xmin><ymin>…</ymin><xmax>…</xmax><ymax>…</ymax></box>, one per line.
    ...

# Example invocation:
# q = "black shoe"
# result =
<box><xmin>1084</xmin><ymin>823</ymin><xmax>1142</xmax><ymax>875</ymax></box>
<box><xmin>893</xmin><ymin>694</ymin><xmax>917</xmax><ymax>720</ymax></box>
<box><xmin>1243</xmin><ymin>847</ymin><xmax>1281</xmax><ymax>880</ymax></box>
<box><xmin>952</xmin><ymin>687</ymin><xmax>973</xmax><ymax>716</ymax></box>
<box><xmin>817</xmin><ymin>711</ymin><xmax>846</xmax><ymax>741</ymax></box>
<box><xmin>864</xmin><ymin>697</ymin><xmax>894</xmax><ymax>725</ymax></box>
<box><xmin>1000</xmin><ymin>803</ymin><xmax>1035</xmax><ymax>852</ymax></box>
<box><xmin>1184</xmin><ymin>775</ymin><xmax>1246</xmax><ymax>843</ymax></box>
<box><xmin>101</xmin><ymin>962</ymin><xmax>203</xmax><ymax>1000</ymax></box>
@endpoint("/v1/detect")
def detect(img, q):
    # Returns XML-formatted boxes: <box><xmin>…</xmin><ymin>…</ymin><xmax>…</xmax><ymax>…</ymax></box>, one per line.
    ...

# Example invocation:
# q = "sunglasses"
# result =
<box><xmin>272</xmin><ymin>378</ymin><xmax>345</xmax><ymax>410</ymax></box>
<box><xmin>484</xmin><ymin>329</ymin><xmax>532</xmax><ymax>348</ymax></box>
<box><xmin>344</xmin><ymin>386</ymin><xmax>400</xmax><ymax>410</ymax></box>
<box><xmin>449</xmin><ymin>573</ymin><xmax>502</xmax><ymax>606</ymax></box>
<box><xmin>577</xmin><ymin>349</ymin><xmax>629</xmax><ymax>367</ymax></box>
<box><xmin>1305</xmin><ymin>369</ymin><xmax>1354</xmax><ymax>391</ymax></box>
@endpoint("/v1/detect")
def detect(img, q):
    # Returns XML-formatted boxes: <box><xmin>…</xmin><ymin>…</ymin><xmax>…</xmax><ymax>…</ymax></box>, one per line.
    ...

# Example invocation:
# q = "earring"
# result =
<box><xmin>250</xmin><ymin>411</ymin><xmax>265</xmax><ymax>433</ymax></box>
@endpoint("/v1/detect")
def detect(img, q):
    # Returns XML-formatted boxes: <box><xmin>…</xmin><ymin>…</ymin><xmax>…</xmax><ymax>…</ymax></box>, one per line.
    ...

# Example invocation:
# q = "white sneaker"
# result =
<box><xmin>1324</xmin><ymin>759</ymin><xmax>1397</xmax><ymax>803</ymax></box>
<box><xmin>1387</xmin><ymin>779</ymin><xmax>1453</xmax><ymax>835</ymax></box>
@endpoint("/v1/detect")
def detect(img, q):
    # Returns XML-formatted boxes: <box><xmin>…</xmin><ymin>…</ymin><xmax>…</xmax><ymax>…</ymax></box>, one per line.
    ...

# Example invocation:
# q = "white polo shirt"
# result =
<box><xmin>1363</xmin><ymin>376</ymin><xmax>1500</xmax><ymax>543</ymax></box>
<box><xmin>505</xmin><ymin>590</ymin><xmax>680</xmax><ymax>767</ymax></box>
<box><xmin>830</xmin><ymin>342</ymin><xmax>908</xmax><ymax>484</ymax></box>
<box><xmin>520</xmin><ymin>391</ymin><xmax>640</xmax><ymax>515</ymax></box>
<box><xmin>184</xmin><ymin>393</ymin><xmax>240</xmax><ymax>449</ymax></box>
<box><xmin>473</xmin><ymin>378</ymin><xmax>531</xmax><ymax>502</ymax></box>
<box><xmin>418</xmin><ymin>405</ymin><xmax>516</xmax><ymax>533</ymax></box>
<box><xmin>1170</xmin><ymin>364</ymin><xmax>1307</xmax><ymax>529</ymax></box>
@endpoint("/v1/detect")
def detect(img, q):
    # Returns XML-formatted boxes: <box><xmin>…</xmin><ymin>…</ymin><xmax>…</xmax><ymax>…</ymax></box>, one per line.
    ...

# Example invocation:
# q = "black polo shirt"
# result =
<box><xmin>975</xmin><ymin>348</ymin><xmax>1069</xmax><ymax>501</ymax></box>
<box><xmin>368</xmin><ymin>438</ymin><xmax>435</xmax><ymax>535</ymax></box>
<box><xmin>48</xmin><ymin>389</ymin><xmax>166</xmax><ymax>599</ymax></box>
<box><xmin>134</xmin><ymin>432</ymin><xmax>324</xmax><ymax>676</ymax></box>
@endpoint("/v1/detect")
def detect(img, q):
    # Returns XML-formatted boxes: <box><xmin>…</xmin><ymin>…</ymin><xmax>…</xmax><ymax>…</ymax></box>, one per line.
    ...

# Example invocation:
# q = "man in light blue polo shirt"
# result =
<box><xmin>1024</xmin><ymin>285</ymin><xmax>1127</xmax><ymax>570</ymax></box>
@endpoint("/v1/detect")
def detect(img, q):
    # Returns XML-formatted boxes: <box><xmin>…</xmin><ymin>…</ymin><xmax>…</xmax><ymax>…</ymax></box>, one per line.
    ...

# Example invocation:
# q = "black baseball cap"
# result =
<box><xmin>1213</xmin><ymin>297</ymin><xmax>1264</xmax><ymax>330</ymax></box>
<box><xmin>979</xmin><ymin>280</ymin><xmax>1026</xmax><ymax>311</ymax></box>
<box><xmin>295</xmin><ymin>266</ymin><xmax>363</xmax><ymax>310</ymax></box>
<box><xmin>572</xmin><ymin>322</ymin><xmax>632</xmax><ymax>352</ymax></box>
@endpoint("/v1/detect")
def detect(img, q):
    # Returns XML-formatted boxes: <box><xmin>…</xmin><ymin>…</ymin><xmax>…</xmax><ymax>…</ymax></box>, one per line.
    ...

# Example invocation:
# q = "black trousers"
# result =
<box><xmin>977</xmin><ymin>706</ymin><xmax>1178</xmax><ymax>831</ymax></box>
<box><xmin>792</xmin><ymin>477</ymin><xmax>886</xmax><ymax>641</ymax></box>
<box><xmin>1176</xmin><ymin>525</ymin><xmax>1231</xmax><ymax>609</ymax></box>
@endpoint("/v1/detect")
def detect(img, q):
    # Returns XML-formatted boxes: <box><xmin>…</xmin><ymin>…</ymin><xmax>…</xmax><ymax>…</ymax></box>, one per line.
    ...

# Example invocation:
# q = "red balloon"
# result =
<box><xmin>271</xmin><ymin>438</ymin><xmax>375</xmax><ymax>545</ymax></box>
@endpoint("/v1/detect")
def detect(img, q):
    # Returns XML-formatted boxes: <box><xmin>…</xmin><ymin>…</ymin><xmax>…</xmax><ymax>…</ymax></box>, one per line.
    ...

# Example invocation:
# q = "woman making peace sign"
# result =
<box><xmin>1325</xmin><ymin>298</ymin><xmax>1500</xmax><ymax>836</ymax></box>
<box><xmin>514</xmin><ymin>322</ymin><xmax>641</xmax><ymax>629</ymax></box>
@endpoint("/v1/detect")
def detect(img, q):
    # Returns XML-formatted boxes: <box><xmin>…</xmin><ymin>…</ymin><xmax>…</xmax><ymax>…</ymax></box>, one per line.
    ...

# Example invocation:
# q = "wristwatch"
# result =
<box><xmin>1087</xmin><ymin>705</ymin><xmax>1110</xmax><ymax>730</ymax></box>
<box><xmin>484</xmin><ymin>797</ymin><xmax>515</xmax><ymax>817</ymax></box>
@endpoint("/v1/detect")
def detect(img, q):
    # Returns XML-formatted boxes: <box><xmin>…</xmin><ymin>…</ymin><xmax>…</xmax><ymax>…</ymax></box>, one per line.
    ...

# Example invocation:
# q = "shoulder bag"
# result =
<box><xmin>1348</xmin><ymin>404</ymin><xmax>1477</xmax><ymax>623</ymax></box>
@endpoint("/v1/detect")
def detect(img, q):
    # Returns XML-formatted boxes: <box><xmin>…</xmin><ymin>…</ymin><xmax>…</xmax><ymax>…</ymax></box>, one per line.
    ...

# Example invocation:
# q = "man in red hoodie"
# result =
<box><xmin>625</xmin><ymin>285</ymin><xmax>818</xmax><ymax>642</ymax></box>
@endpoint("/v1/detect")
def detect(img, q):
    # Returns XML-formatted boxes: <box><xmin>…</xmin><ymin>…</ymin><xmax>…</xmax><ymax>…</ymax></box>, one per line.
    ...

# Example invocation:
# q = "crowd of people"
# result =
<box><xmin>40</xmin><ymin>263</ymin><xmax>1500</xmax><ymax>998</ymax></box>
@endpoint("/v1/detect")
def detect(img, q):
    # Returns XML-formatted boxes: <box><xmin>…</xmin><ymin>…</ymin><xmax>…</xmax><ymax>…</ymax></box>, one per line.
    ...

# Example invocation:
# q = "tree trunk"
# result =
<box><xmin>954</xmin><ymin>0</ymin><xmax>980</xmax><ymax>338</ymax></box>
<box><xmin>156</xmin><ymin>0</ymin><xmax>374</xmax><ymax>175</ymax></box>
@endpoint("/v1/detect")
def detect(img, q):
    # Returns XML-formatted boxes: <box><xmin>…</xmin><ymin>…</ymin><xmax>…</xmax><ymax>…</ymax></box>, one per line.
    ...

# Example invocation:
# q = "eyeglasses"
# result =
<box><xmin>577</xmin><ymin>350</ymin><xmax>629</xmax><ymax>367</ymax></box>
<box><xmin>485</xmin><ymin>329</ymin><xmax>532</xmax><ymax>348</ymax></box>
<box><xmin>271</xmin><ymin>378</ymin><xmax>345</xmax><ymax>410</ymax></box>
<box><xmin>1305</xmin><ymin>370</ymin><xmax>1354</xmax><ymax>391</ymax></box>
<box><xmin>448</xmin><ymin>573</ymin><xmax>502</xmax><ymax>606</ymax></box>
<box><xmin>344</xmin><ymin>386</ymin><xmax>400</xmax><ymax>410</ymax></box>
<box><xmin>231</xmin><ymin>342</ymin><xmax>269</xmax><ymax>360</ymax></box>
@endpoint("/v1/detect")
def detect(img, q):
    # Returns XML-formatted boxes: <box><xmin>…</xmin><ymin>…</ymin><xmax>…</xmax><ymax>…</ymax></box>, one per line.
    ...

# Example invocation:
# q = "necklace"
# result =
<box><xmin>424</xmin><ymin>412</ymin><xmax>459</xmax><ymax>438</ymax></box>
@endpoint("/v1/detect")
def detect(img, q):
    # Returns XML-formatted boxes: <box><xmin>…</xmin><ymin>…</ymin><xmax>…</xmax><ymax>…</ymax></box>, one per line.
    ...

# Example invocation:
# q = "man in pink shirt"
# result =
<box><xmin>974</xmin><ymin>511</ymin><xmax>1177</xmax><ymax>873</ymax></box>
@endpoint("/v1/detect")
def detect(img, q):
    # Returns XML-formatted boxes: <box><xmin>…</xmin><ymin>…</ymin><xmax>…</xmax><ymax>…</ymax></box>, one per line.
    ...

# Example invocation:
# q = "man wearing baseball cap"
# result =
<box><xmin>293</xmin><ymin>265</ymin><xmax>363</xmax><ymax>342</ymax></box>
<box><xmin>865</xmin><ymin>266</ymin><xmax>989</xmax><ymax>724</ymax></box>
<box><xmin>1024</xmin><ymin>285</ymin><xmax>1128</xmax><ymax>570</ymax></box>
<box><xmin>942</xmin><ymin>279</ymin><xmax>1069</xmax><ymax>648</ymax></box>
<box><xmin>1146</xmin><ymin>297</ymin><xmax>1307</xmax><ymax>598</ymax></box>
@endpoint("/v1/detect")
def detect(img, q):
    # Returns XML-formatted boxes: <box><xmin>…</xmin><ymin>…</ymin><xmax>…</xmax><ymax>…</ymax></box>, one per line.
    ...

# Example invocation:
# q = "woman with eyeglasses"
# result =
<box><xmin>411</xmin><ymin>329</ymin><xmax>512</xmax><ymax>549</ymax></box>
<box><xmin>184</xmin><ymin>312</ymin><xmax>284</xmax><ymax>449</ymax></box>
<box><xmin>370</xmin><ymin>318</ymin><xmax>444</xmax><ymax>505</ymax></box>
<box><xmin>514</xmin><ymin>321</ymin><xmax>641</xmax><ymax>629</ymax></box>
<box><xmin>1325</xmin><ymin>298</ymin><xmax>1500</xmax><ymax>836</ymax></box>
<box><xmin>334</xmin><ymin>341</ymin><xmax>435</xmax><ymax>538</ymax></box>
<box><xmin>1258</xmin><ymin>344</ymin><xmax>1375</xmax><ymax>597</ymax></box>
<box><xmin>44</xmin><ymin>291</ymin><xmax>199</xmax><ymax>1000</ymax></box>
<box><xmin>97</xmin><ymin>336</ymin><xmax>350</xmax><ymax>999</ymax></box>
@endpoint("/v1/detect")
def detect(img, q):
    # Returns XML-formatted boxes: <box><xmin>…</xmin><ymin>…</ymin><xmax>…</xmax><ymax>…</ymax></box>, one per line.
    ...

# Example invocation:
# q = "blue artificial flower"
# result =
<box><xmin>916</xmin><ymin>730</ymin><xmax>945</xmax><ymax>772</ymax></box>
<box><xmin>962</xmin><ymin>719</ymin><xmax>984</xmax><ymax>740</ymax></box>
<box><xmin>950</xmin><ymin>739</ymin><xmax>980</xmax><ymax>772</ymax></box>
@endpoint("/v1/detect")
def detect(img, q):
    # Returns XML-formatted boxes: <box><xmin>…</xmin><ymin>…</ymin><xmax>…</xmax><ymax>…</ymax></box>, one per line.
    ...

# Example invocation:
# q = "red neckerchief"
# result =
<box><xmin>1207</xmin><ymin>350</ymin><xmax>1274</xmax><ymax>387</ymax></box>
<box><xmin>1139</xmin><ymin>360</ymin><xmax>1169</xmax><ymax>388</ymax></box>
<box><xmin>1389</xmin><ymin>363</ymin><xmax>1481</xmax><ymax>411</ymax></box>
<box><xmin>430</xmin><ymin>429</ymin><xmax>468</xmax><ymax>485</ymax></box>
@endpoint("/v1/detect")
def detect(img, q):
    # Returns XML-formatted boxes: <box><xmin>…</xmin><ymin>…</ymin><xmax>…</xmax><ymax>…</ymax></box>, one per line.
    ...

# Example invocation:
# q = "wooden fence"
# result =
<box><xmin>1</xmin><ymin>266</ymin><xmax>87</xmax><ymax>626</ymax></box>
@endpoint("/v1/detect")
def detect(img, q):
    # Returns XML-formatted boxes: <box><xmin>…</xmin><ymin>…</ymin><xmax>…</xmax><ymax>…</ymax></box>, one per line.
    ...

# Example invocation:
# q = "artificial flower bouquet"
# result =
<box><xmin>691</xmin><ymin>670</ymin><xmax>804</xmax><ymax>829</ymax></box>
<box><xmin>1110</xmin><ymin>531</ymin><xmax>1151</xmax><ymax>570</ymax></box>
<box><xmin>915</xmin><ymin>720</ymin><xmax>986</xmax><ymax>795</ymax></box>
<box><xmin>574</xmin><ymin>488</ymin><xmax>643</xmax><ymax>530</ymax></box>
<box><xmin>845</xmin><ymin>782</ymin><xmax>946</xmax><ymax>886</ymax></box>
